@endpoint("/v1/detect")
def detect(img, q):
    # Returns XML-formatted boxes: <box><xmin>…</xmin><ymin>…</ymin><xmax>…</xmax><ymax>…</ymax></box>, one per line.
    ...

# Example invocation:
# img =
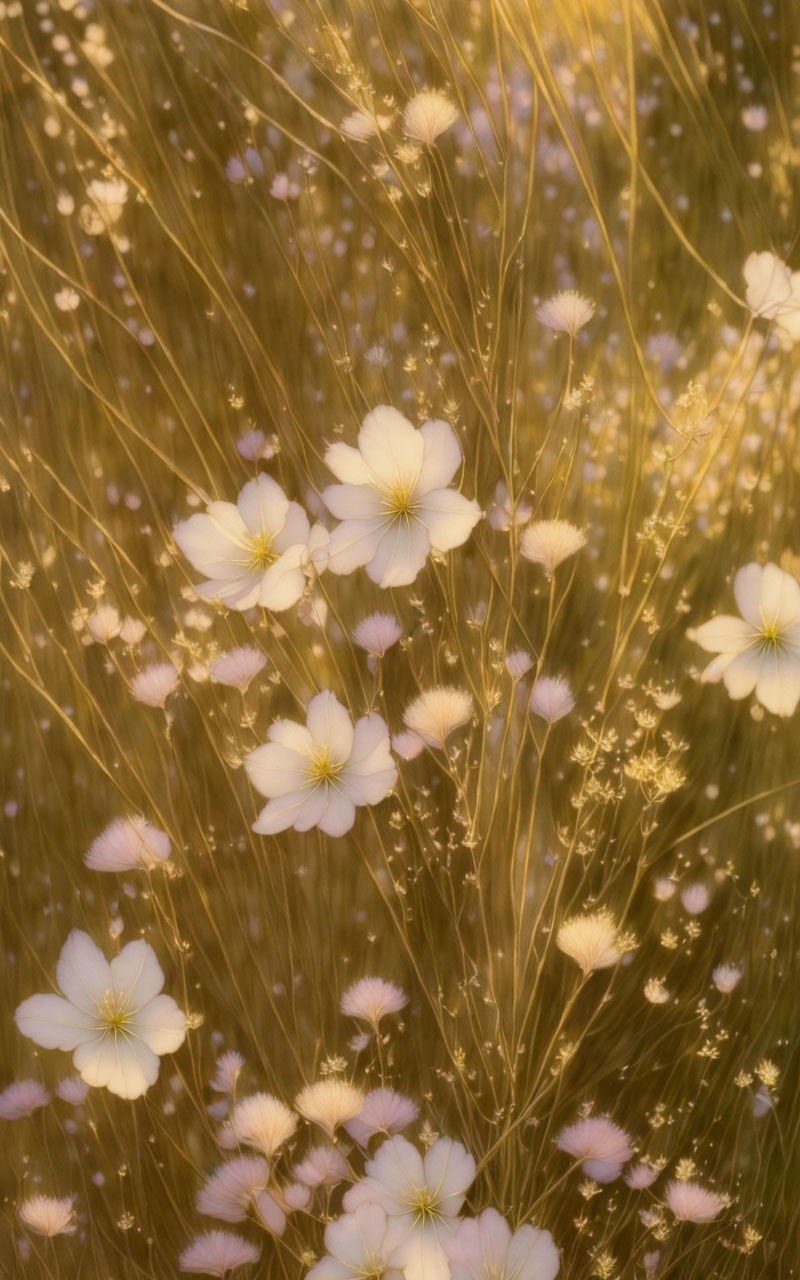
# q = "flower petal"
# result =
<box><xmin>758</xmin><ymin>561</ymin><xmax>800</xmax><ymax>629</ymax></box>
<box><xmin>326</xmin><ymin>518</ymin><xmax>387</xmax><ymax>576</ymax></box>
<box><xmin>236</xmin><ymin>474</ymin><xmax>289</xmax><ymax>539</ymax></box>
<box><xmin>692</xmin><ymin>615</ymin><xmax>754</xmax><ymax>654</ymax></box>
<box><xmin>252</xmin><ymin>792</ymin><xmax>310</xmax><ymax>835</ymax></box>
<box><xmin>73</xmin><ymin>1033</ymin><xmax>160</xmax><ymax>1099</ymax></box>
<box><xmin>245</xmin><ymin>742</ymin><xmax>312</xmax><ymax>799</ymax></box>
<box><xmin>306</xmin><ymin>691</ymin><xmax>354</xmax><ymax>762</ymax></box>
<box><xmin>110</xmin><ymin>939</ymin><xmax>165</xmax><ymax>1009</ymax></box>
<box><xmin>322</xmin><ymin>483</ymin><xmax>385</xmax><ymax>521</ymax></box>
<box><xmin>325</xmin><ymin>441</ymin><xmax>373</xmax><ymax>485</ymax></box>
<box><xmin>15</xmin><ymin>994</ymin><xmax>98</xmax><ymax>1051</ymax></box>
<box><xmin>366</xmin><ymin>522</ymin><xmax>431</xmax><ymax>588</ymax></box>
<box><xmin>755</xmin><ymin>649</ymin><xmax>800</xmax><ymax>716</ymax></box>
<box><xmin>416</xmin><ymin>418</ymin><xmax>462</xmax><ymax>493</ymax></box>
<box><xmin>721</xmin><ymin>649</ymin><xmax>763</xmax><ymax>700</ymax></box>
<box><xmin>357</xmin><ymin>406</ymin><xmax>424</xmax><ymax>490</ymax></box>
<box><xmin>130</xmin><ymin>994</ymin><xmax>186</xmax><ymax>1055</ymax></box>
<box><xmin>56</xmin><ymin>930</ymin><xmax>112</xmax><ymax>1013</ymax></box>
<box><xmin>419</xmin><ymin>490</ymin><xmax>481</xmax><ymax>553</ymax></box>
<box><xmin>258</xmin><ymin>550</ymin><xmax>307</xmax><ymax>612</ymax></box>
<box><xmin>733</xmin><ymin>563</ymin><xmax>765</xmax><ymax>627</ymax></box>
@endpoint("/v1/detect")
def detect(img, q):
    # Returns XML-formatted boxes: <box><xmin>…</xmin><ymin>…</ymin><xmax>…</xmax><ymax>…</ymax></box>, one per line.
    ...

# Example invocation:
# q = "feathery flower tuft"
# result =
<box><xmin>556</xmin><ymin>1116</ymin><xmax>632</xmax><ymax>1182</ymax></box>
<box><xmin>85</xmin><ymin>816</ymin><xmax>171</xmax><ymax>872</ymax></box>
<box><xmin>0</xmin><ymin>1079</ymin><xmax>51</xmax><ymax>1119</ymax></box>
<box><xmin>179</xmin><ymin>1230</ymin><xmax>260</xmax><ymax>1275</ymax></box>
<box><xmin>712</xmin><ymin>964</ymin><xmax>742</xmax><ymax>994</ymax></box>
<box><xmin>228</xmin><ymin>1093</ymin><xmax>297</xmax><ymax>1157</ymax></box>
<box><xmin>664</xmin><ymin>1179</ymin><xmax>725</xmax><ymax>1223</ymax></box>
<box><xmin>130</xmin><ymin>662</ymin><xmax>180</xmax><ymax>708</ymax></box>
<box><xmin>403</xmin><ymin>90</ymin><xmax>459</xmax><ymax>144</ymax></box>
<box><xmin>295</xmin><ymin>1080</ymin><xmax>366</xmax><ymax>1137</ymax></box>
<box><xmin>556</xmin><ymin>910</ymin><xmax>622</xmax><ymax>975</ymax></box>
<box><xmin>536</xmin><ymin>290</ymin><xmax>596</xmax><ymax>335</ymax></box>
<box><xmin>293</xmin><ymin>1144</ymin><xmax>352</xmax><ymax>1188</ymax></box>
<box><xmin>196</xmin><ymin>1157</ymin><xmax>269</xmax><ymax>1223</ymax></box>
<box><xmin>344</xmin><ymin>1088</ymin><xmax>420</xmax><ymax>1148</ymax></box>
<box><xmin>86</xmin><ymin>603</ymin><xmax>122</xmax><ymax>644</ymax></box>
<box><xmin>403</xmin><ymin>686</ymin><xmax>473</xmax><ymax>749</ymax></box>
<box><xmin>340</xmin><ymin>977</ymin><xmax>408</xmax><ymax>1028</ymax></box>
<box><xmin>18</xmin><ymin>1195</ymin><xmax>76</xmax><ymax>1236</ymax></box>
<box><xmin>529</xmin><ymin>676</ymin><xmax>575</xmax><ymax>723</ymax></box>
<box><xmin>210</xmin><ymin>1051</ymin><xmax>245</xmax><ymax>1094</ymax></box>
<box><xmin>209</xmin><ymin>646</ymin><xmax>267</xmax><ymax>692</ymax></box>
<box><xmin>352</xmin><ymin>613</ymin><xmax>403</xmax><ymax>658</ymax></box>
<box><xmin>520</xmin><ymin>520</ymin><xmax>587</xmax><ymax>576</ymax></box>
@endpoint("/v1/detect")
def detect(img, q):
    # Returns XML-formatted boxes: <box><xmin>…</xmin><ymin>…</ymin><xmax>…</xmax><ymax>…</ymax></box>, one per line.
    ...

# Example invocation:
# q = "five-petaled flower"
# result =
<box><xmin>691</xmin><ymin>562</ymin><xmax>800</xmax><ymax>716</ymax></box>
<box><xmin>244</xmin><ymin>690</ymin><xmax>397</xmax><ymax>837</ymax></box>
<box><xmin>322</xmin><ymin>406</ymin><xmax>481</xmax><ymax>588</ymax></box>
<box><xmin>174</xmin><ymin>473</ymin><xmax>327</xmax><ymax>612</ymax></box>
<box><xmin>15</xmin><ymin>930</ymin><xmax>186</xmax><ymax>1100</ymax></box>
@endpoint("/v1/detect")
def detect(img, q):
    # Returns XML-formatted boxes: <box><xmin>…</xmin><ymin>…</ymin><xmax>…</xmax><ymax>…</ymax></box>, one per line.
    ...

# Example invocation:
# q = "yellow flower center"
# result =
<box><xmin>405</xmin><ymin>1186</ymin><xmax>440</xmax><ymax>1224</ymax></box>
<box><xmin>760</xmin><ymin>621</ymin><xmax>781</xmax><ymax>648</ymax></box>
<box><xmin>308</xmin><ymin>746</ymin><xmax>344</xmax><ymax>785</ymax></box>
<box><xmin>95</xmin><ymin>990</ymin><xmax>132</xmax><ymax>1037</ymax></box>
<box><xmin>385</xmin><ymin>482</ymin><xmax>418</xmax><ymax>519</ymax></box>
<box><xmin>249</xmin><ymin>531</ymin><xmax>277</xmax><ymax>571</ymax></box>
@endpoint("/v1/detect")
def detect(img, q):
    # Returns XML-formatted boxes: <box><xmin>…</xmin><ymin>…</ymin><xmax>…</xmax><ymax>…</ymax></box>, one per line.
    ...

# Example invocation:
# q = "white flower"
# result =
<box><xmin>308</xmin><ymin>1204</ymin><xmax>405</xmax><ymax>1280</ymax></box>
<box><xmin>296</xmin><ymin>1080</ymin><xmax>365</xmax><ymax>1136</ymax></box>
<box><xmin>85</xmin><ymin>816</ymin><xmax>171</xmax><ymax>872</ymax></box>
<box><xmin>18</xmin><ymin>1195</ymin><xmax>76</xmax><ymax>1237</ymax></box>
<box><xmin>54</xmin><ymin>287</ymin><xmax>81</xmax><ymax>313</ymax></box>
<box><xmin>529</xmin><ymin>676</ymin><xmax>574</xmax><ymax>723</ymax></box>
<box><xmin>244</xmin><ymin>690</ymin><xmax>397</xmax><ymax>837</ymax></box>
<box><xmin>352</xmin><ymin>613</ymin><xmax>403</xmax><ymax>658</ymax></box>
<box><xmin>344</xmin><ymin>1088</ymin><xmax>420</xmax><ymax>1148</ymax></box>
<box><xmin>227</xmin><ymin>1093</ymin><xmax>297</xmax><ymax>1157</ymax></box>
<box><xmin>322</xmin><ymin>406</ymin><xmax>481</xmax><ymax>588</ymax></box>
<box><xmin>179</xmin><ymin>1230</ymin><xmax>260</xmax><ymax>1276</ymax></box>
<box><xmin>680</xmin><ymin>883</ymin><xmax>710</xmax><ymax>915</ymax></box>
<box><xmin>130</xmin><ymin>661</ymin><xmax>180</xmax><ymax>708</ymax></box>
<box><xmin>15</xmin><ymin>930</ymin><xmax>186</xmax><ymax>1100</ymax></box>
<box><xmin>0</xmin><ymin>1078</ymin><xmax>50</xmax><ymax>1119</ymax></box>
<box><xmin>343</xmin><ymin>1136</ymin><xmax>476</xmax><ymax>1280</ymax></box>
<box><xmin>664</xmin><ymin>1180</ymin><xmax>725</xmax><ymax>1223</ymax></box>
<box><xmin>402</xmin><ymin>686</ymin><xmax>473</xmax><ymax>749</ymax></box>
<box><xmin>536</xmin><ymin>291</ymin><xmax>596</xmax><ymax>335</ymax></box>
<box><xmin>520</xmin><ymin>520</ymin><xmax>587</xmax><ymax>575</ymax></box>
<box><xmin>340</xmin><ymin>109</ymin><xmax>393</xmax><ymax>141</ymax></box>
<box><xmin>174</xmin><ymin>474</ymin><xmax>325</xmax><ymax>612</ymax></box>
<box><xmin>712</xmin><ymin>964</ymin><xmax>742</xmax><ymax>994</ymax></box>
<box><xmin>743</xmin><ymin>251</ymin><xmax>792</xmax><ymax>318</ymax></box>
<box><xmin>85</xmin><ymin>603</ymin><xmax>122</xmax><ymax>643</ymax></box>
<box><xmin>340</xmin><ymin>977</ymin><xmax>408</xmax><ymax>1027</ymax></box>
<box><xmin>556</xmin><ymin>910</ymin><xmax>621</xmax><ymax>974</ymax></box>
<box><xmin>445</xmin><ymin>1207</ymin><xmax>560</xmax><ymax>1280</ymax></box>
<box><xmin>209</xmin><ymin>646</ymin><xmax>267</xmax><ymax>692</ymax></box>
<box><xmin>196</xmin><ymin>1156</ymin><xmax>269</xmax><ymax>1223</ymax></box>
<box><xmin>556</xmin><ymin>1116</ymin><xmax>632</xmax><ymax>1183</ymax></box>
<box><xmin>691</xmin><ymin>562</ymin><xmax>800</xmax><ymax>716</ymax></box>
<box><xmin>402</xmin><ymin>91</ymin><xmax>459</xmax><ymax>144</ymax></box>
<box><xmin>293</xmin><ymin>1144</ymin><xmax>352</xmax><ymax>1188</ymax></box>
<box><xmin>210</xmin><ymin>1051</ymin><xmax>245</xmax><ymax>1093</ymax></box>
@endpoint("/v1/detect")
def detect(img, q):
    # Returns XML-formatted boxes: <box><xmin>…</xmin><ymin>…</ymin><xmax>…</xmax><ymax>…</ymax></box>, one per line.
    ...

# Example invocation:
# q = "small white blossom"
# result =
<box><xmin>322</xmin><ymin>406</ymin><xmax>480</xmax><ymax>588</ymax></box>
<box><xmin>244</xmin><ymin>691</ymin><xmax>396</xmax><ymax>837</ymax></box>
<box><xmin>691</xmin><ymin>562</ymin><xmax>800</xmax><ymax>716</ymax></box>
<box><xmin>15</xmin><ymin>930</ymin><xmax>186</xmax><ymax>1100</ymax></box>
<box><xmin>403</xmin><ymin>90</ymin><xmax>459</xmax><ymax>144</ymax></box>
<box><xmin>536</xmin><ymin>290</ymin><xmax>596</xmax><ymax>335</ymax></box>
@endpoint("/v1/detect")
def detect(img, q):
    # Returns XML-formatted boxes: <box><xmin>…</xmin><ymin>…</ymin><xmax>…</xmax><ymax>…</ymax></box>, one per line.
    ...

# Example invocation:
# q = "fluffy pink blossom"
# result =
<box><xmin>340</xmin><ymin>977</ymin><xmax>408</xmax><ymax>1027</ymax></box>
<box><xmin>179</xmin><ymin>1230</ymin><xmax>260</xmax><ymax>1275</ymax></box>
<box><xmin>0</xmin><ymin>1079</ymin><xmax>51</xmax><ymax>1119</ymax></box>
<box><xmin>85</xmin><ymin>816</ymin><xmax>171</xmax><ymax>872</ymax></box>
<box><xmin>664</xmin><ymin>1179</ymin><xmax>725</xmax><ymax>1223</ymax></box>
<box><xmin>555</xmin><ymin>1116</ymin><xmax>632</xmax><ymax>1183</ymax></box>
<box><xmin>344</xmin><ymin>1088</ymin><xmax>420</xmax><ymax>1148</ymax></box>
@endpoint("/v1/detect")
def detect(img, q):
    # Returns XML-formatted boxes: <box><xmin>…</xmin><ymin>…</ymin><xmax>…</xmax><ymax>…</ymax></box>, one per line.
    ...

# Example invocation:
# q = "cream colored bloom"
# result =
<box><xmin>295</xmin><ymin>1080</ymin><xmax>365</xmax><ymax>1137</ymax></box>
<box><xmin>520</xmin><ymin>519</ymin><xmax>587</xmax><ymax>576</ymax></box>
<box><xmin>403</xmin><ymin>90</ymin><xmax>459</xmax><ymax>144</ymax></box>
<box><xmin>15</xmin><ymin>930</ymin><xmax>186</xmax><ymax>1100</ymax></box>
<box><xmin>536</xmin><ymin>290</ymin><xmax>596</xmax><ymax>335</ymax></box>
<box><xmin>174</xmin><ymin>474</ymin><xmax>326</xmax><ymax>612</ymax></box>
<box><xmin>664</xmin><ymin>1179</ymin><xmax>725</xmax><ymax>1223</ymax></box>
<box><xmin>323</xmin><ymin>406</ymin><xmax>481</xmax><ymax>588</ymax></box>
<box><xmin>691</xmin><ymin>562</ymin><xmax>800</xmax><ymax>716</ymax></box>
<box><xmin>529</xmin><ymin>676</ymin><xmax>574</xmax><ymax>723</ymax></box>
<box><xmin>556</xmin><ymin>910</ymin><xmax>621</xmax><ymax>975</ymax></box>
<box><xmin>228</xmin><ymin>1093</ymin><xmax>297</xmax><ymax>1157</ymax></box>
<box><xmin>403</xmin><ymin>686</ymin><xmax>473</xmax><ymax>749</ymax></box>
<box><xmin>244</xmin><ymin>691</ymin><xmax>396</xmax><ymax>837</ymax></box>
<box><xmin>18</xmin><ymin>1195</ymin><xmax>76</xmax><ymax>1237</ymax></box>
<box><xmin>85</xmin><ymin>816</ymin><xmax>171</xmax><ymax>872</ymax></box>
